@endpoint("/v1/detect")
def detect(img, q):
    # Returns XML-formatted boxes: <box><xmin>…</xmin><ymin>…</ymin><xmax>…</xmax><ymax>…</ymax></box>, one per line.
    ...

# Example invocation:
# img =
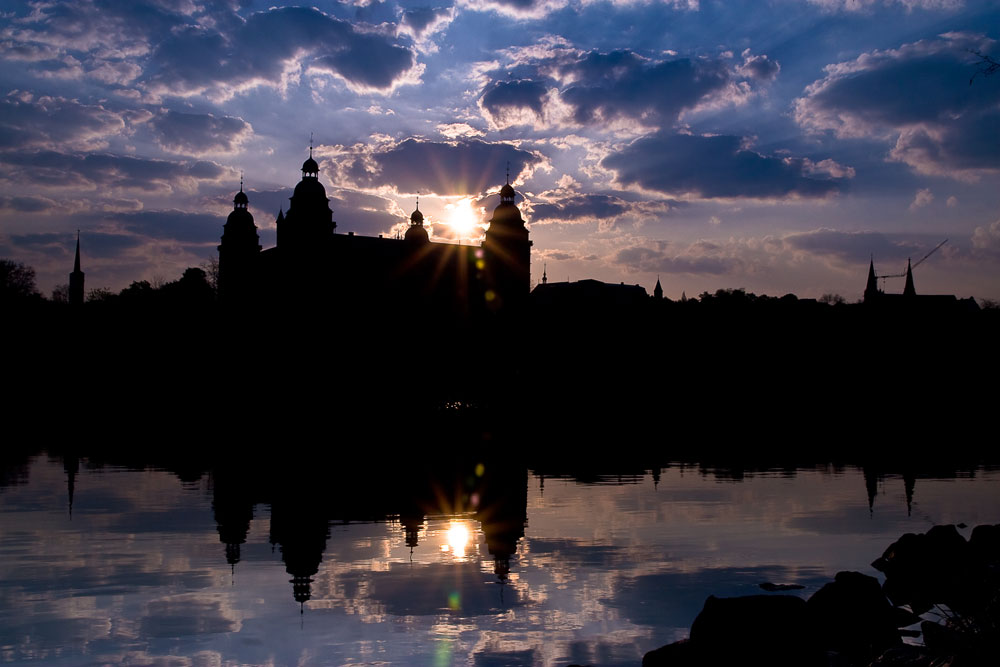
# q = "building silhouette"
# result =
<box><xmin>218</xmin><ymin>150</ymin><xmax>531</xmax><ymax>320</ymax></box>
<box><xmin>69</xmin><ymin>231</ymin><xmax>84</xmax><ymax>306</ymax></box>
<box><xmin>863</xmin><ymin>257</ymin><xmax>978</xmax><ymax>312</ymax></box>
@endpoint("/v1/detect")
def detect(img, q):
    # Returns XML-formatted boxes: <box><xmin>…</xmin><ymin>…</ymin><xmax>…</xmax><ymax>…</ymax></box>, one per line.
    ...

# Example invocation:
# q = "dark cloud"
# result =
<box><xmin>0</xmin><ymin>97</ymin><xmax>126</xmax><ymax>151</ymax></box>
<box><xmin>480</xmin><ymin>80</ymin><xmax>547</xmax><ymax>125</ymax></box>
<box><xmin>784</xmin><ymin>228</ymin><xmax>933</xmax><ymax>264</ymax></box>
<box><xmin>337</xmin><ymin>138</ymin><xmax>542</xmax><ymax>196</ymax></box>
<box><xmin>614</xmin><ymin>244</ymin><xmax>738</xmax><ymax>275</ymax></box>
<box><xmin>560</xmin><ymin>52</ymin><xmax>730</xmax><ymax>126</ymax></box>
<box><xmin>795</xmin><ymin>34</ymin><xmax>1000</xmax><ymax>176</ymax></box>
<box><xmin>602</xmin><ymin>132</ymin><xmax>848</xmax><ymax>200</ymax></box>
<box><xmin>0</xmin><ymin>151</ymin><xmax>228</xmax><ymax>191</ymax></box>
<box><xmin>9</xmin><ymin>231</ymin><xmax>142</xmax><ymax>258</ymax></box>
<box><xmin>150</xmin><ymin>110</ymin><xmax>252</xmax><ymax>155</ymax></box>
<box><xmin>338</xmin><ymin>561</ymin><xmax>523</xmax><ymax>616</ymax></box>
<box><xmin>400</xmin><ymin>7</ymin><xmax>453</xmax><ymax>38</ymax></box>
<box><xmin>145</xmin><ymin>6</ymin><xmax>418</xmax><ymax>95</ymax></box>
<box><xmin>530</xmin><ymin>194</ymin><xmax>628</xmax><ymax>223</ymax></box>
<box><xmin>113</xmin><ymin>210</ymin><xmax>223</xmax><ymax>244</ymax></box>
<box><xmin>140</xmin><ymin>595</ymin><xmax>237</xmax><ymax>639</ymax></box>
<box><xmin>0</xmin><ymin>195</ymin><xmax>58</xmax><ymax>212</ymax></box>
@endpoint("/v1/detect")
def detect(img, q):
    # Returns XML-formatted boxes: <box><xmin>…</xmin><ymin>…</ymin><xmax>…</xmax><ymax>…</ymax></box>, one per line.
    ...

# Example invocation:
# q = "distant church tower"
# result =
<box><xmin>863</xmin><ymin>257</ymin><xmax>880</xmax><ymax>303</ymax></box>
<box><xmin>218</xmin><ymin>180</ymin><xmax>261</xmax><ymax>303</ymax></box>
<box><xmin>69</xmin><ymin>230</ymin><xmax>84</xmax><ymax>306</ymax></box>
<box><xmin>482</xmin><ymin>173</ymin><xmax>531</xmax><ymax>312</ymax></box>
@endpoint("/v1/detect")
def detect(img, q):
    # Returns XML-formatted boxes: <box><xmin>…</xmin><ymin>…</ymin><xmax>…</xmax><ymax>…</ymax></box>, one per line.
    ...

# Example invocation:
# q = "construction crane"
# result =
<box><xmin>877</xmin><ymin>238</ymin><xmax>947</xmax><ymax>289</ymax></box>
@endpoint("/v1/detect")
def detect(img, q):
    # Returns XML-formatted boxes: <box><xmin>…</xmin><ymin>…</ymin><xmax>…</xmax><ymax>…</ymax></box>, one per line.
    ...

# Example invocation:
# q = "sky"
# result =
<box><xmin>0</xmin><ymin>0</ymin><xmax>998</xmax><ymax>300</ymax></box>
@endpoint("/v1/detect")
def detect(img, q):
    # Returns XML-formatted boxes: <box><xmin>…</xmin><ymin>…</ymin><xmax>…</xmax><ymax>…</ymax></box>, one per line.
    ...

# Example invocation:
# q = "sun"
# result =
<box><xmin>446</xmin><ymin>198</ymin><xmax>479</xmax><ymax>239</ymax></box>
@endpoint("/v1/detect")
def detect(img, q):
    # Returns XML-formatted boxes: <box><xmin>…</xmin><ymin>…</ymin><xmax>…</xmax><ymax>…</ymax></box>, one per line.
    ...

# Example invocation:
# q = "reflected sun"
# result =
<box><xmin>446</xmin><ymin>520</ymin><xmax>471</xmax><ymax>558</ymax></box>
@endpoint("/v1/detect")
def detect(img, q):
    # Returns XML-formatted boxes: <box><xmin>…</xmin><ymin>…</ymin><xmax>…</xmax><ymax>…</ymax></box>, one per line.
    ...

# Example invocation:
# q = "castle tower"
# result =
<box><xmin>218</xmin><ymin>181</ymin><xmax>261</xmax><ymax>303</ymax></box>
<box><xmin>404</xmin><ymin>199</ymin><xmax>429</xmax><ymax>244</ymax></box>
<box><xmin>69</xmin><ymin>231</ymin><xmax>84</xmax><ymax>306</ymax></box>
<box><xmin>278</xmin><ymin>147</ymin><xmax>335</xmax><ymax>251</ymax></box>
<box><xmin>482</xmin><ymin>174</ymin><xmax>531</xmax><ymax>313</ymax></box>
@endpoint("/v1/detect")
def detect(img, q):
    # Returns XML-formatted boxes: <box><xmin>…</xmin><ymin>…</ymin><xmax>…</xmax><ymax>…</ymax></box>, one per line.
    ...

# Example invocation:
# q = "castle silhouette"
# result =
<box><xmin>217</xmin><ymin>149</ymin><xmax>531</xmax><ymax>320</ymax></box>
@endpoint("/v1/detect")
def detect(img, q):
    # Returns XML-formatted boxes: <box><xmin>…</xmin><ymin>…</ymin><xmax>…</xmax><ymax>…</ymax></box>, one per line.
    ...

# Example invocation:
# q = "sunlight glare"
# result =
<box><xmin>446</xmin><ymin>198</ymin><xmax>479</xmax><ymax>239</ymax></box>
<box><xmin>446</xmin><ymin>520</ymin><xmax>471</xmax><ymax>558</ymax></box>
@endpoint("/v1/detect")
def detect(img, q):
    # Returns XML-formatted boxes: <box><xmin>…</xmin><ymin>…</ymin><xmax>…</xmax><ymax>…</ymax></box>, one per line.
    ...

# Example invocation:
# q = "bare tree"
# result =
<box><xmin>969</xmin><ymin>50</ymin><xmax>999</xmax><ymax>85</ymax></box>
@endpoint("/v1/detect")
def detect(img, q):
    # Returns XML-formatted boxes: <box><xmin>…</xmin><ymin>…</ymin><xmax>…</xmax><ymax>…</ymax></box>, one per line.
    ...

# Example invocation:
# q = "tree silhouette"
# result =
<box><xmin>0</xmin><ymin>259</ymin><xmax>38</xmax><ymax>302</ymax></box>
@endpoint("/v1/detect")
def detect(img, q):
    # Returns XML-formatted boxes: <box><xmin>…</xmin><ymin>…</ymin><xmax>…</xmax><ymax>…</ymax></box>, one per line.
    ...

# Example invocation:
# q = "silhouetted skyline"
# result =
<box><xmin>0</xmin><ymin>2</ymin><xmax>997</xmax><ymax>302</ymax></box>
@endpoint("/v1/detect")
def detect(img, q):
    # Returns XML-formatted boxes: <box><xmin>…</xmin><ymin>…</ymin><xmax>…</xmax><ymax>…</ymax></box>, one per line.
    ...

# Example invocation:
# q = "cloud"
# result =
<box><xmin>145</xmin><ymin>6</ymin><xmax>420</xmax><ymax>97</ymax></box>
<box><xmin>602</xmin><ymin>132</ymin><xmax>850</xmax><ymax>200</ymax></box>
<box><xmin>149</xmin><ymin>110</ymin><xmax>253</xmax><ymax>155</ymax></box>
<box><xmin>909</xmin><ymin>187</ymin><xmax>933</xmax><ymax>210</ymax></box>
<box><xmin>794</xmin><ymin>33</ymin><xmax>1000</xmax><ymax>178</ymax></box>
<box><xmin>456</xmin><ymin>0</ymin><xmax>570</xmax><ymax>19</ymax></box>
<box><xmin>558</xmin><ymin>51</ymin><xmax>730</xmax><ymax>127</ymax></box>
<box><xmin>614</xmin><ymin>243</ymin><xmax>742</xmax><ymax>275</ymax></box>
<box><xmin>0</xmin><ymin>151</ymin><xmax>229</xmax><ymax>192</ymax></box>
<box><xmin>330</xmin><ymin>138</ymin><xmax>544</xmax><ymax>196</ymax></box>
<box><xmin>971</xmin><ymin>219</ymin><xmax>1000</xmax><ymax>259</ymax></box>
<box><xmin>737</xmin><ymin>49</ymin><xmax>780</xmax><ymax>82</ymax></box>
<box><xmin>437</xmin><ymin>123</ymin><xmax>485</xmax><ymax>139</ymax></box>
<box><xmin>783</xmin><ymin>228</ymin><xmax>926</xmax><ymax>264</ymax></box>
<box><xmin>805</xmin><ymin>0</ymin><xmax>964</xmax><ymax>12</ymax></box>
<box><xmin>0</xmin><ymin>96</ymin><xmax>127</xmax><ymax>151</ymax></box>
<box><xmin>109</xmin><ymin>210</ymin><xmax>225</xmax><ymax>244</ymax></box>
<box><xmin>10</xmin><ymin>230</ymin><xmax>144</xmax><ymax>258</ymax></box>
<box><xmin>398</xmin><ymin>6</ymin><xmax>455</xmax><ymax>47</ymax></box>
<box><xmin>527</xmin><ymin>191</ymin><xmax>677</xmax><ymax>227</ymax></box>
<box><xmin>480</xmin><ymin>79</ymin><xmax>548</xmax><ymax>127</ymax></box>
<box><xmin>1</xmin><ymin>3</ymin><xmax>420</xmax><ymax>99</ymax></box>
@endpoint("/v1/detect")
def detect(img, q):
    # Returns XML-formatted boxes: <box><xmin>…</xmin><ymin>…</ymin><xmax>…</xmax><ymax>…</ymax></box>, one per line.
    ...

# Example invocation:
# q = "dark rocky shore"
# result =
<box><xmin>627</xmin><ymin>524</ymin><xmax>1000</xmax><ymax>667</ymax></box>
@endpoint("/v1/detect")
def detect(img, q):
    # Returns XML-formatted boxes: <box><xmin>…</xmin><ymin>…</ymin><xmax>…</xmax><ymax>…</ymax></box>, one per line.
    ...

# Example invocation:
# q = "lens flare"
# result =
<box><xmin>446</xmin><ymin>198</ymin><xmax>479</xmax><ymax>239</ymax></box>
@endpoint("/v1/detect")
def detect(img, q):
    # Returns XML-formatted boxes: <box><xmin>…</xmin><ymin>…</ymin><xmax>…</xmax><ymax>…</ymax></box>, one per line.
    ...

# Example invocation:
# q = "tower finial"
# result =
<box><xmin>309</xmin><ymin>132</ymin><xmax>313</xmax><ymax>158</ymax></box>
<box><xmin>506</xmin><ymin>161</ymin><xmax>510</xmax><ymax>185</ymax></box>
<box><xmin>416</xmin><ymin>193</ymin><xmax>419</xmax><ymax>211</ymax></box>
<box><xmin>240</xmin><ymin>171</ymin><xmax>244</xmax><ymax>192</ymax></box>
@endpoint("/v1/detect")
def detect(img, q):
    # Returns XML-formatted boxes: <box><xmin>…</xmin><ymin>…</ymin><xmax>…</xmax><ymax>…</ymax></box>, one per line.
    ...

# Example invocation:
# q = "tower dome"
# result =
<box><xmin>404</xmin><ymin>200</ymin><xmax>428</xmax><ymax>243</ymax></box>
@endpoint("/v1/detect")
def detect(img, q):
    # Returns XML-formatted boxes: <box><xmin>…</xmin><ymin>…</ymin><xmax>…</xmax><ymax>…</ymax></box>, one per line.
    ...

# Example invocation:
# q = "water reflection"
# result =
<box><xmin>0</xmin><ymin>452</ymin><xmax>998</xmax><ymax>666</ymax></box>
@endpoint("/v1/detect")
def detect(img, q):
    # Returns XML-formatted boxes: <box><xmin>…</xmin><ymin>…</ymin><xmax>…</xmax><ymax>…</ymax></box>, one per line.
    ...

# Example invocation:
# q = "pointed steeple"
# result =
<box><xmin>903</xmin><ymin>258</ymin><xmax>916</xmax><ymax>297</ymax></box>
<box><xmin>864</xmin><ymin>255</ymin><xmax>879</xmax><ymax>303</ymax></box>
<box><xmin>653</xmin><ymin>276</ymin><xmax>663</xmax><ymax>300</ymax></box>
<box><xmin>541</xmin><ymin>263</ymin><xmax>547</xmax><ymax>284</ymax></box>
<box><xmin>69</xmin><ymin>230</ymin><xmax>85</xmax><ymax>306</ymax></box>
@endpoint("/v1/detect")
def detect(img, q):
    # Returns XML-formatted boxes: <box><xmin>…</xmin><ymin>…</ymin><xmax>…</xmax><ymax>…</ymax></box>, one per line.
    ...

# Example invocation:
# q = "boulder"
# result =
<box><xmin>806</xmin><ymin>570</ymin><xmax>901</xmax><ymax>663</ymax></box>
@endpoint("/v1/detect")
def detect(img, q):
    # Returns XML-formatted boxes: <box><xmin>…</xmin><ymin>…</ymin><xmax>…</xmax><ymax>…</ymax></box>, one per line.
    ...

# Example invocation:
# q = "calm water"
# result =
<box><xmin>1</xmin><ymin>456</ymin><xmax>999</xmax><ymax>666</ymax></box>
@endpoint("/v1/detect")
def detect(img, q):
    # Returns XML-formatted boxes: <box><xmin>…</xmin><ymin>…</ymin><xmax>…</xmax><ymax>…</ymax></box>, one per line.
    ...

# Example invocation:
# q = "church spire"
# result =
<box><xmin>541</xmin><ymin>263</ymin><xmax>547</xmax><ymax>285</ymax></box>
<box><xmin>653</xmin><ymin>276</ymin><xmax>663</xmax><ymax>300</ymax></box>
<box><xmin>903</xmin><ymin>258</ymin><xmax>916</xmax><ymax>297</ymax></box>
<box><xmin>69</xmin><ymin>230</ymin><xmax>85</xmax><ymax>306</ymax></box>
<box><xmin>864</xmin><ymin>255</ymin><xmax>879</xmax><ymax>303</ymax></box>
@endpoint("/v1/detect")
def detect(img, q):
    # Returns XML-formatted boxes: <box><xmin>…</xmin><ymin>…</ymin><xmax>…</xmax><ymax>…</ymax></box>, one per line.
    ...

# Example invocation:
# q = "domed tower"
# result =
<box><xmin>278</xmin><ymin>147</ymin><xmax>335</xmax><ymax>250</ymax></box>
<box><xmin>218</xmin><ymin>181</ymin><xmax>261</xmax><ymax>302</ymax></box>
<box><xmin>404</xmin><ymin>199</ymin><xmax>429</xmax><ymax>244</ymax></box>
<box><xmin>482</xmin><ymin>174</ymin><xmax>531</xmax><ymax>312</ymax></box>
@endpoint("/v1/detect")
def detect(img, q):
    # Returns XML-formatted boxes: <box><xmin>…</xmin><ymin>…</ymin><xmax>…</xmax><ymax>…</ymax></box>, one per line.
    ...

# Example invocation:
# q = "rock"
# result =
<box><xmin>873</xmin><ymin>525</ymin><xmax>974</xmax><ymax>615</ymax></box>
<box><xmin>688</xmin><ymin>594</ymin><xmax>822</xmax><ymax>666</ymax></box>
<box><xmin>807</xmin><ymin>570</ymin><xmax>901</xmax><ymax>663</ymax></box>
<box><xmin>642</xmin><ymin>638</ymin><xmax>698</xmax><ymax>667</ymax></box>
